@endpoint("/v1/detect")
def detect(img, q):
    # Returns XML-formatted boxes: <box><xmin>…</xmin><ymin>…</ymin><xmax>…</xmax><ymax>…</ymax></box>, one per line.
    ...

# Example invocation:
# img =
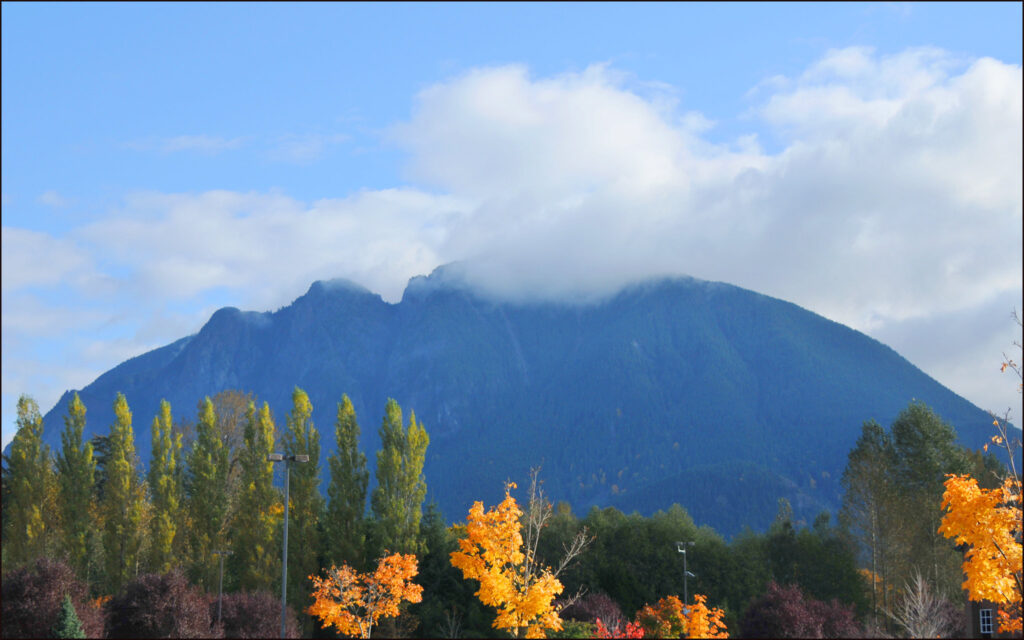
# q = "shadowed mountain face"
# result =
<box><xmin>31</xmin><ymin>269</ymin><xmax>997</xmax><ymax>536</ymax></box>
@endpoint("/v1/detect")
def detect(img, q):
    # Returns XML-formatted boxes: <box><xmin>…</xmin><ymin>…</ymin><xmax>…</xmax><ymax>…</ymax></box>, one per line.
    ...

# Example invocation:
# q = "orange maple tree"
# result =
<box><xmin>939</xmin><ymin>470</ymin><xmax>1022</xmax><ymax>633</ymax></box>
<box><xmin>307</xmin><ymin>552</ymin><xmax>423</xmax><ymax>639</ymax></box>
<box><xmin>449</xmin><ymin>481</ymin><xmax>566</xmax><ymax>638</ymax></box>
<box><xmin>634</xmin><ymin>594</ymin><xmax>728</xmax><ymax>639</ymax></box>
<box><xmin>939</xmin><ymin>325</ymin><xmax>1024</xmax><ymax>635</ymax></box>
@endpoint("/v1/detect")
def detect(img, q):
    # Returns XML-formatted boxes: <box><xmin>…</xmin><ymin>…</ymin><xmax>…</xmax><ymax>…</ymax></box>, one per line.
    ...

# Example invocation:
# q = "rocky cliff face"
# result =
<box><xmin>34</xmin><ymin>268</ymin><xmax>996</xmax><ymax>535</ymax></box>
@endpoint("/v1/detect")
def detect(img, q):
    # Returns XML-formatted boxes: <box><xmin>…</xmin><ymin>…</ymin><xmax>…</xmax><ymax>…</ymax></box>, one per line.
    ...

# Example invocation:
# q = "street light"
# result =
<box><xmin>268</xmin><ymin>452</ymin><xmax>309</xmax><ymax>637</ymax></box>
<box><xmin>677</xmin><ymin>541</ymin><xmax>696</xmax><ymax>608</ymax></box>
<box><xmin>212</xmin><ymin>549</ymin><xmax>233</xmax><ymax>627</ymax></box>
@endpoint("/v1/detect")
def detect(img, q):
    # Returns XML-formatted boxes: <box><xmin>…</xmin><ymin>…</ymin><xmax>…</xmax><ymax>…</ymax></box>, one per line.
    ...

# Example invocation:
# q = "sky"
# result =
<box><xmin>2</xmin><ymin>2</ymin><xmax>1022</xmax><ymax>448</ymax></box>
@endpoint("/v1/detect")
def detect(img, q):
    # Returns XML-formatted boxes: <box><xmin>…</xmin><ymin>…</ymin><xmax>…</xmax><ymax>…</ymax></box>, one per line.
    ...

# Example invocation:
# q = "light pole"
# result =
<box><xmin>677</xmin><ymin>541</ymin><xmax>696</xmax><ymax>609</ymax></box>
<box><xmin>268</xmin><ymin>452</ymin><xmax>309</xmax><ymax>638</ymax></box>
<box><xmin>212</xmin><ymin>549</ymin><xmax>233</xmax><ymax>627</ymax></box>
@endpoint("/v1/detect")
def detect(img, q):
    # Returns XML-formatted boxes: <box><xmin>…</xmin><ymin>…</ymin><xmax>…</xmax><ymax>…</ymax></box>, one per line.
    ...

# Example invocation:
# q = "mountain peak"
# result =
<box><xmin>305</xmin><ymin>277</ymin><xmax>374</xmax><ymax>298</ymax></box>
<box><xmin>401</xmin><ymin>262</ymin><xmax>472</xmax><ymax>302</ymax></box>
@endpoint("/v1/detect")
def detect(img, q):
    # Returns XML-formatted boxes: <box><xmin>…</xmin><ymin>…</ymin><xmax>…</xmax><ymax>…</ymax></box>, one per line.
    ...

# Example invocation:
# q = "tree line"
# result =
<box><xmin>2</xmin><ymin>386</ymin><xmax>1019</xmax><ymax>638</ymax></box>
<box><xmin>2</xmin><ymin>387</ymin><xmax>428</xmax><ymax>636</ymax></box>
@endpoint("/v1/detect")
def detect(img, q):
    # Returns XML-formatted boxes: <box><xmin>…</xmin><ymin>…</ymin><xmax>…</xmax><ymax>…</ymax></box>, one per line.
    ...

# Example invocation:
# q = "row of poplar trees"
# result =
<box><xmin>1</xmin><ymin>387</ymin><xmax>429</xmax><ymax>634</ymax></box>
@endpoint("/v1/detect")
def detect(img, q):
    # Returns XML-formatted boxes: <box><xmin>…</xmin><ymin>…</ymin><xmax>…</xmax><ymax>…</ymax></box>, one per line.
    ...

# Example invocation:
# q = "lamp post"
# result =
<box><xmin>268</xmin><ymin>452</ymin><xmax>309</xmax><ymax>638</ymax></box>
<box><xmin>677</xmin><ymin>541</ymin><xmax>696</xmax><ymax>608</ymax></box>
<box><xmin>212</xmin><ymin>549</ymin><xmax>233</xmax><ymax>627</ymax></box>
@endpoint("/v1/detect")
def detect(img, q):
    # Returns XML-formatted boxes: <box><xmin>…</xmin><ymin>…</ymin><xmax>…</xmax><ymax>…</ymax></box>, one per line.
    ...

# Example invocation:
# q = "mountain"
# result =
<box><xmin>29</xmin><ymin>268</ymin><xmax>997</xmax><ymax>536</ymax></box>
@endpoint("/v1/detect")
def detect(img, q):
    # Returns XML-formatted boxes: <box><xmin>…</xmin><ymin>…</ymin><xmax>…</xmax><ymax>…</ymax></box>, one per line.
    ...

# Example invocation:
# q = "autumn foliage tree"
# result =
<box><xmin>634</xmin><ymin>594</ymin><xmax>728</xmax><ymax>639</ymax></box>
<box><xmin>938</xmin><ymin>315</ymin><xmax>1024</xmax><ymax>634</ymax></box>
<box><xmin>307</xmin><ymin>552</ymin><xmax>424</xmax><ymax>639</ymax></box>
<box><xmin>450</xmin><ymin>477</ymin><xmax>590</xmax><ymax>638</ymax></box>
<box><xmin>939</xmin><ymin>454</ymin><xmax>1022</xmax><ymax>633</ymax></box>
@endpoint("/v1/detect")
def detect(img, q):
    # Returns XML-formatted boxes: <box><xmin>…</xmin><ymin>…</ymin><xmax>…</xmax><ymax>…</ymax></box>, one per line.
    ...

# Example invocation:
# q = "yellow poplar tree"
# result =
<box><xmin>450</xmin><ymin>482</ymin><xmax>565</xmax><ymax>638</ymax></box>
<box><xmin>307</xmin><ymin>552</ymin><xmax>423</xmax><ymax>639</ymax></box>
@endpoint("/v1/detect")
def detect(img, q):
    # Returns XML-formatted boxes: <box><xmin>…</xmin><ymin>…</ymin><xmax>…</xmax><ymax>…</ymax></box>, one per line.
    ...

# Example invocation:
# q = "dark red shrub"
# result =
<box><xmin>105</xmin><ymin>570</ymin><xmax>216</xmax><ymax>638</ymax></box>
<box><xmin>741</xmin><ymin>581</ymin><xmax>862</xmax><ymax>638</ymax></box>
<box><xmin>1</xmin><ymin>557</ymin><xmax>105</xmax><ymax>639</ymax></box>
<box><xmin>808</xmin><ymin>598</ymin><xmax>861</xmax><ymax>638</ymax></box>
<box><xmin>562</xmin><ymin>591</ymin><xmax>626</xmax><ymax>629</ymax></box>
<box><xmin>212</xmin><ymin>590</ymin><xmax>300</xmax><ymax>638</ymax></box>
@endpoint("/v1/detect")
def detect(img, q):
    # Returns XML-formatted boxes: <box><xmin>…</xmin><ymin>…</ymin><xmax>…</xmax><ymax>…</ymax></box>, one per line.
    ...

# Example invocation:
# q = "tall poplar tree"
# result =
<box><xmin>228</xmin><ymin>400</ymin><xmax>280</xmax><ymax>591</ymax></box>
<box><xmin>147</xmin><ymin>399</ymin><xmax>183</xmax><ymax>574</ymax></box>
<box><xmin>889</xmin><ymin>401</ymin><xmax>969</xmax><ymax>596</ymax></box>
<box><xmin>185</xmin><ymin>397</ymin><xmax>229</xmax><ymax>591</ymax></box>
<box><xmin>326</xmin><ymin>394</ymin><xmax>369</xmax><ymax>568</ymax></box>
<box><xmin>2</xmin><ymin>395</ymin><xmax>56</xmax><ymax>567</ymax></box>
<box><xmin>101</xmin><ymin>392</ymin><xmax>146</xmax><ymax>594</ymax></box>
<box><xmin>55</xmin><ymin>392</ymin><xmax>96</xmax><ymax>579</ymax></box>
<box><xmin>371</xmin><ymin>399</ymin><xmax>429</xmax><ymax>555</ymax></box>
<box><xmin>839</xmin><ymin>419</ymin><xmax>901</xmax><ymax>628</ymax></box>
<box><xmin>282</xmin><ymin>387</ymin><xmax>323</xmax><ymax>631</ymax></box>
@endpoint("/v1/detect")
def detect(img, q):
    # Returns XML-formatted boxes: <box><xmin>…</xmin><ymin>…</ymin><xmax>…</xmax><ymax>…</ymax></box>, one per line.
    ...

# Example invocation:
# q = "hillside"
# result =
<box><xmin>31</xmin><ymin>268</ymin><xmax>997</xmax><ymax>536</ymax></box>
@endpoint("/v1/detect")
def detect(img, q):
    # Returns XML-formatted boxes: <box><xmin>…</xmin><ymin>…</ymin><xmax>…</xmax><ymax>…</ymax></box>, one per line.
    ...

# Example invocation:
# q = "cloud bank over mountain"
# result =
<box><xmin>2</xmin><ymin>46</ymin><xmax>1021</xmax><ymax>443</ymax></box>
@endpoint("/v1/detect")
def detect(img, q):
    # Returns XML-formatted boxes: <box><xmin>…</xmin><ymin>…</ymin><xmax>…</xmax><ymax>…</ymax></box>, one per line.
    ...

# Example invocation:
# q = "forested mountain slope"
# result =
<box><xmin>31</xmin><ymin>268</ymin><xmax>997</xmax><ymax>536</ymax></box>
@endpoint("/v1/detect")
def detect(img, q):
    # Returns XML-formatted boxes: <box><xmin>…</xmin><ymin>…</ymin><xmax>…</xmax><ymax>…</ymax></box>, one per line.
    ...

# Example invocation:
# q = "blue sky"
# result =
<box><xmin>3</xmin><ymin>2</ymin><xmax>1022</xmax><ymax>446</ymax></box>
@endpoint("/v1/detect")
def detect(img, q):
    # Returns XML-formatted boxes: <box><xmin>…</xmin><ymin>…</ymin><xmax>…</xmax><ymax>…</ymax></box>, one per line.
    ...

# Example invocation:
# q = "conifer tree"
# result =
<box><xmin>100</xmin><ymin>392</ymin><xmax>146</xmax><ymax>594</ymax></box>
<box><xmin>52</xmin><ymin>594</ymin><xmax>86</xmax><ymax>639</ymax></box>
<box><xmin>326</xmin><ymin>394</ymin><xmax>369</xmax><ymax>568</ymax></box>
<box><xmin>55</xmin><ymin>393</ymin><xmax>96</xmax><ymax>580</ymax></box>
<box><xmin>282</xmin><ymin>387</ymin><xmax>324</xmax><ymax>630</ymax></box>
<box><xmin>147</xmin><ymin>399</ymin><xmax>183</xmax><ymax>574</ymax></box>
<box><xmin>2</xmin><ymin>395</ymin><xmax>56</xmax><ymax>567</ymax></box>
<box><xmin>229</xmin><ymin>400</ymin><xmax>280</xmax><ymax>592</ymax></box>
<box><xmin>371</xmin><ymin>399</ymin><xmax>429</xmax><ymax>555</ymax></box>
<box><xmin>185</xmin><ymin>397</ymin><xmax>229</xmax><ymax>591</ymax></box>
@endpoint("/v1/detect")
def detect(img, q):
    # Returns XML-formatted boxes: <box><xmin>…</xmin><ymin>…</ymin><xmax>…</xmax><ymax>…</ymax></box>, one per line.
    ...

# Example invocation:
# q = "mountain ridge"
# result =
<box><xmin>24</xmin><ymin>268</ymin><xmax>998</xmax><ymax>536</ymax></box>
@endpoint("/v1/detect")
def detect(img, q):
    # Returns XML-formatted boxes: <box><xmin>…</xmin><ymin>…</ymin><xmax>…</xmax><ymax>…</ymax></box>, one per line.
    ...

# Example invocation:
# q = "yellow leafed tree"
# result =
<box><xmin>307</xmin><ymin>552</ymin><xmax>423</xmax><ymax>639</ymax></box>
<box><xmin>939</xmin><ymin>311</ymin><xmax>1024</xmax><ymax>634</ymax></box>
<box><xmin>450</xmin><ymin>480</ymin><xmax>582</xmax><ymax>638</ymax></box>
<box><xmin>635</xmin><ymin>594</ymin><xmax>728</xmax><ymax>639</ymax></box>
<box><xmin>939</xmin><ymin>471</ymin><xmax>1022</xmax><ymax>633</ymax></box>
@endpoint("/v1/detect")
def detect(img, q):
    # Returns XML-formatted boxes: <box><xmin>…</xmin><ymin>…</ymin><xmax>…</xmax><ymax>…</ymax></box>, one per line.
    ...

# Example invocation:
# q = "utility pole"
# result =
<box><xmin>268</xmin><ymin>453</ymin><xmax>309</xmax><ymax>637</ymax></box>
<box><xmin>677</xmin><ymin>541</ymin><xmax>696</xmax><ymax>610</ymax></box>
<box><xmin>212</xmin><ymin>549</ymin><xmax>233</xmax><ymax>627</ymax></box>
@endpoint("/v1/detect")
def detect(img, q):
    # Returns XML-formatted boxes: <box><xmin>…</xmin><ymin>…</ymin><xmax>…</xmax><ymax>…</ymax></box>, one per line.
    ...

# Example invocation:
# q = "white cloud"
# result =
<box><xmin>125</xmin><ymin>134</ymin><xmax>247</xmax><ymax>155</ymax></box>
<box><xmin>3</xmin><ymin>47</ymin><xmax>1022</xmax><ymax>439</ymax></box>
<box><xmin>1</xmin><ymin>227</ymin><xmax>95</xmax><ymax>293</ymax></box>
<box><xmin>266</xmin><ymin>133</ymin><xmax>350</xmax><ymax>163</ymax></box>
<box><xmin>38</xmin><ymin>190</ymin><xmax>71</xmax><ymax>208</ymax></box>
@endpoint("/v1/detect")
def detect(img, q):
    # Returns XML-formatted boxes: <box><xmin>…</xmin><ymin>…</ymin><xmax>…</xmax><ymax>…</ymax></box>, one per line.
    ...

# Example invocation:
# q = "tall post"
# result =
<box><xmin>683</xmin><ymin>546</ymin><xmax>688</xmax><ymax>606</ymax></box>
<box><xmin>268</xmin><ymin>452</ymin><xmax>308</xmax><ymax>639</ymax></box>
<box><xmin>281</xmin><ymin>462</ymin><xmax>290</xmax><ymax>638</ymax></box>
<box><xmin>677</xmin><ymin>541</ymin><xmax>695</xmax><ymax>609</ymax></box>
<box><xmin>213</xmin><ymin>549</ymin><xmax>233</xmax><ymax>627</ymax></box>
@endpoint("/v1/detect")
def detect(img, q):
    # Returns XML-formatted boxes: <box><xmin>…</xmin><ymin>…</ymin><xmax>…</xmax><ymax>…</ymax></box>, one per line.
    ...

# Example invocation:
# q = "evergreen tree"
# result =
<box><xmin>185</xmin><ymin>397</ymin><xmax>230</xmax><ymax>591</ymax></box>
<box><xmin>100</xmin><ymin>392</ymin><xmax>146</xmax><ymax>594</ymax></box>
<box><xmin>281</xmin><ymin>387</ymin><xmax>323</xmax><ymax>632</ymax></box>
<box><xmin>229</xmin><ymin>401</ymin><xmax>281</xmax><ymax>592</ymax></box>
<box><xmin>371</xmin><ymin>398</ymin><xmax>429</xmax><ymax>555</ymax></box>
<box><xmin>326</xmin><ymin>394</ymin><xmax>369</xmax><ymax>568</ymax></box>
<box><xmin>147</xmin><ymin>399</ymin><xmax>183</xmax><ymax>574</ymax></box>
<box><xmin>2</xmin><ymin>395</ymin><xmax>56</xmax><ymax>567</ymax></box>
<box><xmin>55</xmin><ymin>393</ymin><xmax>96</xmax><ymax>580</ymax></box>
<box><xmin>52</xmin><ymin>594</ymin><xmax>86</xmax><ymax>639</ymax></box>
